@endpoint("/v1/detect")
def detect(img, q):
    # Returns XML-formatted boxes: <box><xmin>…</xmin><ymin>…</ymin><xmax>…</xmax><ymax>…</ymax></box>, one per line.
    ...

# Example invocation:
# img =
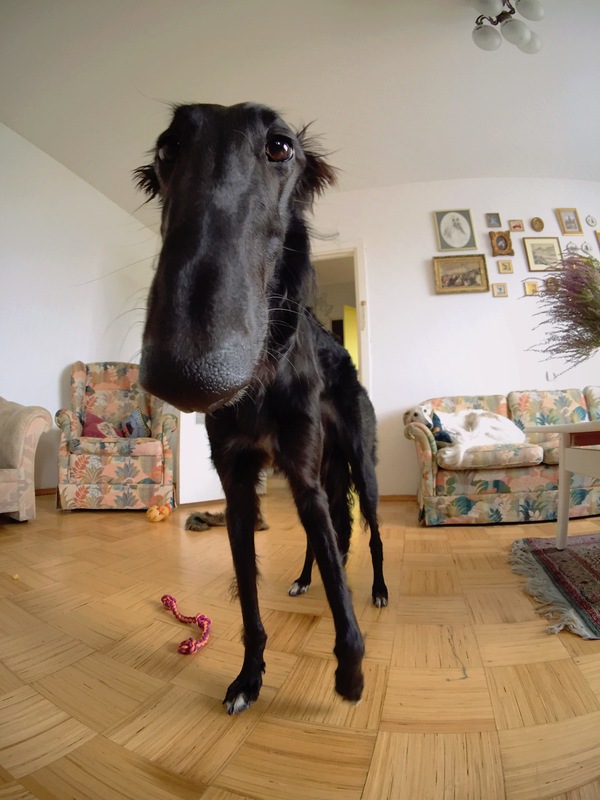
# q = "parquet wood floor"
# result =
<box><xmin>1</xmin><ymin>481</ymin><xmax>600</xmax><ymax>799</ymax></box>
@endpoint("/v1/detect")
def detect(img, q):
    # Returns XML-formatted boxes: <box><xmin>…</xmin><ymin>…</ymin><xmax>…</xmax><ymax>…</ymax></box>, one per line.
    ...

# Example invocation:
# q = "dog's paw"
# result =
<box><xmin>288</xmin><ymin>581</ymin><xmax>310</xmax><ymax>597</ymax></box>
<box><xmin>223</xmin><ymin>670</ymin><xmax>263</xmax><ymax>715</ymax></box>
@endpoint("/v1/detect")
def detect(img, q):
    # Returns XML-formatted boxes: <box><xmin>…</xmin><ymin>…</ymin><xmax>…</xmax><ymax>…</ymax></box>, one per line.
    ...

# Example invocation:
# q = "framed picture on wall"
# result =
<box><xmin>497</xmin><ymin>259</ymin><xmax>513</xmax><ymax>274</ymax></box>
<box><xmin>433</xmin><ymin>254</ymin><xmax>489</xmax><ymax>294</ymax></box>
<box><xmin>492</xmin><ymin>283</ymin><xmax>508</xmax><ymax>298</ymax></box>
<box><xmin>489</xmin><ymin>231</ymin><xmax>514</xmax><ymax>257</ymax></box>
<box><xmin>434</xmin><ymin>209</ymin><xmax>477</xmax><ymax>251</ymax></box>
<box><xmin>523</xmin><ymin>237</ymin><xmax>562</xmax><ymax>271</ymax></box>
<box><xmin>486</xmin><ymin>212</ymin><xmax>501</xmax><ymax>228</ymax></box>
<box><xmin>556</xmin><ymin>207</ymin><xmax>583</xmax><ymax>235</ymax></box>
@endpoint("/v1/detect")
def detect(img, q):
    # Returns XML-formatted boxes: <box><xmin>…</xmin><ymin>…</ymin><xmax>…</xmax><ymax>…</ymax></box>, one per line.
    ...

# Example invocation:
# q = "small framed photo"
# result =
<box><xmin>524</xmin><ymin>279</ymin><xmax>542</xmax><ymax>296</ymax></box>
<box><xmin>486</xmin><ymin>212</ymin><xmax>501</xmax><ymax>228</ymax></box>
<box><xmin>531</xmin><ymin>217</ymin><xmax>544</xmax><ymax>232</ymax></box>
<box><xmin>489</xmin><ymin>231</ymin><xmax>514</xmax><ymax>256</ymax></box>
<box><xmin>523</xmin><ymin>237</ymin><xmax>562</xmax><ymax>271</ymax></box>
<box><xmin>544</xmin><ymin>276</ymin><xmax>560</xmax><ymax>295</ymax></box>
<box><xmin>492</xmin><ymin>283</ymin><xmax>508</xmax><ymax>298</ymax></box>
<box><xmin>433</xmin><ymin>254</ymin><xmax>489</xmax><ymax>294</ymax></box>
<box><xmin>497</xmin><ymin>259</ymin><xmax>513</xmax><ymax>274</ymax></box>
<box><xmin>508</xmin><ymin>219</ymin><xmax>524</xmax><ymax>232</ymax></box>
<box><xmin>556</xmin><ymin>208</ymin><xmax>583</xmax><ymax>235</ymax></box>
<box><xmin>596</xmin><ymin>231</ymin><xmax>600</xmax><ymax>249</ymax></box>
<box><xmin>434</xmin><ymin>209</ymin><xmax>477</xmax><ymax>251</ymax></box>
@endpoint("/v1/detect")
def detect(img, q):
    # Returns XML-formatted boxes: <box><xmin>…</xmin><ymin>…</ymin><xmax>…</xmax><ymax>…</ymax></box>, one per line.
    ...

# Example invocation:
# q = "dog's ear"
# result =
<box><xmin>403</xmin><ymin>410</ymin><xmax>411</xmax><ymax>425</ymax></box>
<box><xmin>295</xmin><ymin>125</ymin><xmax>337</xmax><ymax>209</ymax></box>
<box><xmin>133</xmin><ymin>163</ymin><xmax>160</xmax><ymax>201</ymax></box>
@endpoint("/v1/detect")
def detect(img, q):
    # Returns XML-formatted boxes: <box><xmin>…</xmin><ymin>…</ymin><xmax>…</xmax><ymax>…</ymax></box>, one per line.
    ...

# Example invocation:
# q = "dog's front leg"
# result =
<box><xmin>211</xmin><ymin>445</ymin><xmax>267</xmax><ymax>715</ymax></box>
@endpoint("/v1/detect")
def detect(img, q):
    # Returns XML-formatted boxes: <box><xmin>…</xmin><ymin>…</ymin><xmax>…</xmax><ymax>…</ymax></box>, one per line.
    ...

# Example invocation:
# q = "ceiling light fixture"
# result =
<box><xmin>471</xmin><ymin>0</ymin><xmax>544</xmax><ymax>54</ymax></box>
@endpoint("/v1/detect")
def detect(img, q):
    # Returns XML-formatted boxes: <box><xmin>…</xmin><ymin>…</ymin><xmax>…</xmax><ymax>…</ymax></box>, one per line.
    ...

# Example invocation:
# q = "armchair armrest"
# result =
<box><xmin>55</xmin><ymin>409</ymin><xmax>82</xmax><ymax>439</ymax></box>
<box><xmin>0</xmin><ymin>401</ymin><xmax>52</xmax><ymax>470</ymax></box>
<box><xmin>404</xmin><ymin>421</ymin><xmax>438</xmax><ymax>498</ymax></box>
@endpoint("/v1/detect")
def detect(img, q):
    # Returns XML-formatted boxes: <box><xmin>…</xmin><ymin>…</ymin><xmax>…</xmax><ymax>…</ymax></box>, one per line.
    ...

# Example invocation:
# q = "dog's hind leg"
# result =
<box><xmin>280</xmin><ymin>424</ymin><xmax>364</xmax><ymax>703</ymax></box>
<box><xmin>288</xmin><ymin>448</ymin><xmax>352</xmax><ymax>597</ymax></box>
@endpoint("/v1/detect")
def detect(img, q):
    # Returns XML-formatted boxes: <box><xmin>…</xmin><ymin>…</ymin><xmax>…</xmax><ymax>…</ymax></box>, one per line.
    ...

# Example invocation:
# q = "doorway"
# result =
<box><xmin>312</xmin><ymin>247</ymin><xmax>370</xmax><ymax>389</ymax></box>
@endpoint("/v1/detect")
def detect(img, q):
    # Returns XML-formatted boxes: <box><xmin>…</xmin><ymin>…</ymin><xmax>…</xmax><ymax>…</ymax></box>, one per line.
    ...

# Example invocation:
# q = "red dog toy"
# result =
<box><xmin>161</xmin><ymin>594</ymin><xmax>211</xmax><ymax>654</ymax></box>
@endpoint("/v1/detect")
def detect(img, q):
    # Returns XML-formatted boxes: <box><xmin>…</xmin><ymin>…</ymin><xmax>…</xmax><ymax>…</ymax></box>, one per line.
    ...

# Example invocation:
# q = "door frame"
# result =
<box><xmin>312</xmin><ymin>240</ymin><xmax>371</xmax><ymax>393</ymax></box>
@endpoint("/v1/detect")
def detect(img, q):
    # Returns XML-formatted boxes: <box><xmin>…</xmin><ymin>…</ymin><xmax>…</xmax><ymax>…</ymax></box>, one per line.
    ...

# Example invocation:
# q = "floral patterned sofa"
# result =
<box><xmin>404</xmin><ymin>387</ymin><xmax>600</xmax><ymax>526</ymax></box>
<box><xmin>56</xmin><ymin>361</ymin><xmax>177</xmax><ymax>510</ymax></box>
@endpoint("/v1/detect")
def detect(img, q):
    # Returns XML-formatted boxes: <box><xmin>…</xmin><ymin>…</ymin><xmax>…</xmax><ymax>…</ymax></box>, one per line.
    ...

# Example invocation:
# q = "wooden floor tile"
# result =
<box><xmin>487</xmin><ymin>660</ymin><xmax>600</xmax><ymax>729</ymax></box>
<box><xmin>392</xmin><ymin>623</ymin><xmax>482</xmax><ymax>669</ymax></box>
<box><xmin>475</xmin><ymin>621</ymin><xmax>571</xmax><ymax>666</ymax></box>
<box><xmin>0</xmin><ymin>687</ymin><xmax>95</xmax><ymax>778</ymax></box>
<box><xmin>268</xmin><ymin>655</ymin><xmax>387</xmax><ymax>730</ymax></box>
<box><xmin>33</xmin><ymin>652</ymin><xmax>166</xmax><ymax>732</ymax></box>
<box><xmin>21</xmin><ymin>735</ymin><xmax>203</xmax><ymax>800</ymax></box>
<box><xmin>464</xmin><ymin>586</ymin><xmax>539</xmax><ymax>624</ymax></box>
<box><xmin>499</xmin><ymin>711</ymin><xmax>600</xmax><ymax>800</ymax></box>
<box><xmin>216</xmin><ymin>717</ymin><xmax>375</xmax><ymax>800</ymax></box>
<box><xmin>381</xmin><ymin>667</ymin><xmax>495</xmax><ymax>732</ymax></box>
<box><xmin>361</xmin><ymin>731</ymin><xmax>505</xmax><ymax>800</ymax></box>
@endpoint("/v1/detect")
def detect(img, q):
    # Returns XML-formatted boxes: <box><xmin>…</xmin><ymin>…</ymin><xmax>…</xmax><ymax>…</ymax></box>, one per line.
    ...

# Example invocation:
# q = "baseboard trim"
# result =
<box><xmin>35</xmin><ymin>488</ymin><xmax>56</xmax><ymax>496</ymax></box>
<box><xmin>380</xmin><ymin>495</ymin><xmax>416</xmax><ymax>502</ymax></box>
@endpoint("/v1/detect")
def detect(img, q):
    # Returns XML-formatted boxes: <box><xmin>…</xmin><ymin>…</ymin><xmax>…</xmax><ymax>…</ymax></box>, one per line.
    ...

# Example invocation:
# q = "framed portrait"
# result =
<box><xmin>544</xmin><ymin>276</ymin><xmax>560</xmax><ymax>295</ymax></box>
<box><xmin>433</xmin><ymin>254</ymin><xmax>489</xmax><ymax>294</ymax></box>
<box><xmin>523</xmin><ymin>237</ymin><xmax>562</xmax><ymax>272</ymax></box>
<box><xmin>523</xmin><ymin>279</ymin><xmax>542</xmax><ymax>296</ymax></box>
<box><xmin>434</xmin><ymin>209</ymin><xmax>477</xmax><ymax>251</ymax></box>
<box><xmin>597</xmin><ymin>231</ymin><xmax>600</xmax><ymax>249</ymax></box>
<box><xmin>489</xmin><ymin>231</ymin><xmax>514</xmax><ymax>257</ymax></box>
<box><xmin>497</xmin><ymin>259</ymin><xmax>513</xmax><ymax>274</ymax></box>
<box><xmin>486</xmin><ymin>212</ymin><xmax>501</xmax><ymax>228</ymax></box>
<box><xmin>508</xmin><ymin>219</ymin><xmax>524</xmax><ymax>232</ymax></box>
<box><xmin>531</xmin><ymin>217</ymin><xmax>544</xmax><ymax>232</ymax></box>
<box><xmin>492</xmin><ymin>283</ymin><xmax>508</xmax><ymax>298</ymax></box>
<box><xmin>556</xmin><ymin>208</ymin><xmax>583</xmax><ymax>235</ymax></box>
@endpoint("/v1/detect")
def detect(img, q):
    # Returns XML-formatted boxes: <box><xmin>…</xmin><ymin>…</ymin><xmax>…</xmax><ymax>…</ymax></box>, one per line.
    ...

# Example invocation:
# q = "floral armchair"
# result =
<box><xmin>55</xmin><ymin>361</ymin><xmax>177</xmax><ymax>510</ymax></box>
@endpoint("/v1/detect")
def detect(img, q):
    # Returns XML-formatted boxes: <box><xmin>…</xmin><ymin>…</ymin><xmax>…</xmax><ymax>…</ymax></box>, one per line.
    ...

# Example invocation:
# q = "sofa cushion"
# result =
<box><xmin>70</xmin><ymin>437</ymin><xmax>162</xmax><ymax>457</ymax></box>
<box><xmin>507</xmin><ymin>388</ymin><xmax>589</xmax><ymax>443</ymax></box>
<box><xmin>436</xmin><ymin>442</ymin><xmax>543</xmax><ymax>470</ymax></box>
<box><xmin>584</xmin><ymin>386</ymin><xmax>600</xmax><ymax>420</ymax></box>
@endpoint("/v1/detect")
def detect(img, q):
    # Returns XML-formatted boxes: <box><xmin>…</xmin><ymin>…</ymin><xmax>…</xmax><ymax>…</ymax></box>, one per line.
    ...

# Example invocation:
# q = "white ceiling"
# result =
<box><xmin>1</xmin><ymin>0</ymin><xmax>598</xmax><ymax>232</ymax></box>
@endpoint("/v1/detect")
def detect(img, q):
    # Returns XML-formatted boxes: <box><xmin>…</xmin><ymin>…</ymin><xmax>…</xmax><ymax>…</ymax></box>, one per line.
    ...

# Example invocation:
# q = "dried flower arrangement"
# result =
<box><xmin>533</xmin><ymin>250</ymin><xmax>600</xmax><ymax>372</ymax></box>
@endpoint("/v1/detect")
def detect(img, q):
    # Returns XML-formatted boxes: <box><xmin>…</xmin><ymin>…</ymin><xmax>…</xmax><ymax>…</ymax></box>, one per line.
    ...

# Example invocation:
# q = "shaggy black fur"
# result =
<box><xmin>135</xmin><ymin>102</ymin><xmax>387</xmax><ymax>714</ymax></box>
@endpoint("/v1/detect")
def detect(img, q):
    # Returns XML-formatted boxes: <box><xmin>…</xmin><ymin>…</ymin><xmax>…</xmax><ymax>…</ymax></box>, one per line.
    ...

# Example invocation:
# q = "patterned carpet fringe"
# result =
<box><xmin>509</xmin><ymin>539</ymin><xmax>597</xmax><ymax>639</ymax></box>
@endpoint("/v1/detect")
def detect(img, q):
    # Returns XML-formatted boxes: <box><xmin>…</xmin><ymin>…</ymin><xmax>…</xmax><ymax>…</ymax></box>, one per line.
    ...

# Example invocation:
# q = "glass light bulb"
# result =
<box><xmin>515</xmin><ymin>0</ymin><xmax>545</xmax><ymax>21</ymax></box>
<box><xmin>472</xmin><ymin>24</ymin><xmax>502</xmax><ymax>51</ymax></box>
<box><xmin>517</xmin><ymin>30</ymin><xmax>542</xmax><ymax>53</ymax></box>
<box><xmin>471</xmin><ymin>0</ymin><xmax>505</xmax><ymax>16</ymax></box>
<box><xmin>501</xmin><ymin>17</ymin><xmax>532</xmax><ymax>46</ymax></box>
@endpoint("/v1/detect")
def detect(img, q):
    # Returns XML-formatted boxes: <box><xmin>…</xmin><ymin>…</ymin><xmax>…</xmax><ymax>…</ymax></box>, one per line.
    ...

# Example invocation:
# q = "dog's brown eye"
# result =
<box><xmin>157</xmin><ymin>141</ymin><xmax>178</xmax><ymax>163</ymax></box>
<box><xmin>266</xmin><ymin>136</ymin><xmax>294</xmax><ymax>163</ymax></box>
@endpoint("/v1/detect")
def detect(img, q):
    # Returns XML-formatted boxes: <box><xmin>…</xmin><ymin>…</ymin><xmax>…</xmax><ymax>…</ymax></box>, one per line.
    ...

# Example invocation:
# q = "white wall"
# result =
<box><xmin>312</xmin><ymin>177</ymin><xmax>600</xmax><ymax>495</ymax></box>
<box><xmin>0</xmin><ymin>124</ymin><xmax>159</xmax><ymax>488</ymax></box>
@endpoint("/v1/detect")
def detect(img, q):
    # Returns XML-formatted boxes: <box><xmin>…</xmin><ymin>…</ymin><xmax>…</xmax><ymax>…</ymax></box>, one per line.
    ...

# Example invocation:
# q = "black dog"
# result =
<box><xmin>135</xmin><ymin>102</ymin><xmax>387</xmax><ymax>714</ymax></box>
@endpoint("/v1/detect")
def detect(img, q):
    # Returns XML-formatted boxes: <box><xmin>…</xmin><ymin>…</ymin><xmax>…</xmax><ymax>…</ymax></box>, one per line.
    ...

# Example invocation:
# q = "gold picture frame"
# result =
<box><xmin>523</xmin><ymin>237</ymin><xmax>562</xmax><ymax>272</ymax></box>
<box><xmin>556</xmin><ymin>208</ymin><xmax>583</xmax><ymax>235</ymax></box>
<box><xmin>492</xmin><ymin>283</ymin><xmax>508</xmax><ymax>298</ymax></box>
<box><xmin>489</xmin><ymin>231</ymin><xmax>514</xmax><ymax>257</ymax></box>
<box><xmin>497</xmin><ymin>259</ymin><xmax>513</xmax><ymax>274</ymax></box>
<box><xmin>523</xmin><ymin>279</ymin><xmax>542</xmax><ymax>296</ymax></box>
<box><xmin>433</xmin><ymin>254</ymin><xmax>489</xmax><ymax>294</ymax></box>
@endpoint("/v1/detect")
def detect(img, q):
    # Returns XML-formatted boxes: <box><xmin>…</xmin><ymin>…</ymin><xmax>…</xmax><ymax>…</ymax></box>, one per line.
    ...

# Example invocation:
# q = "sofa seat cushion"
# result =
<box><xmin>435</xmin><ymin>463</ymin><xmax>600</xmax><ymax>497</ymax></box>
<box><xmin>68</xmin><ymin>453</ymin><xmax>164</xmax><ymax>484</ymax></box>
<box><xmin>436</xmin><ymin>442</ymin><xmax>543</xmax><ymax>470</ymax></box>
<box><xmin>70</xmin><ymin>437</ymin><xmax>161</xmax><ymax>457</ymax></box>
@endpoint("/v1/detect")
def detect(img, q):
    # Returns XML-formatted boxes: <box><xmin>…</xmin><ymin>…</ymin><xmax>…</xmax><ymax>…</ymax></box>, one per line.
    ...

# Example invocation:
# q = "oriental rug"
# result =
<box><xmin>509</xmin><ymin>533</ymin><xmax>600</xmax><ymax>639</ymax></box>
